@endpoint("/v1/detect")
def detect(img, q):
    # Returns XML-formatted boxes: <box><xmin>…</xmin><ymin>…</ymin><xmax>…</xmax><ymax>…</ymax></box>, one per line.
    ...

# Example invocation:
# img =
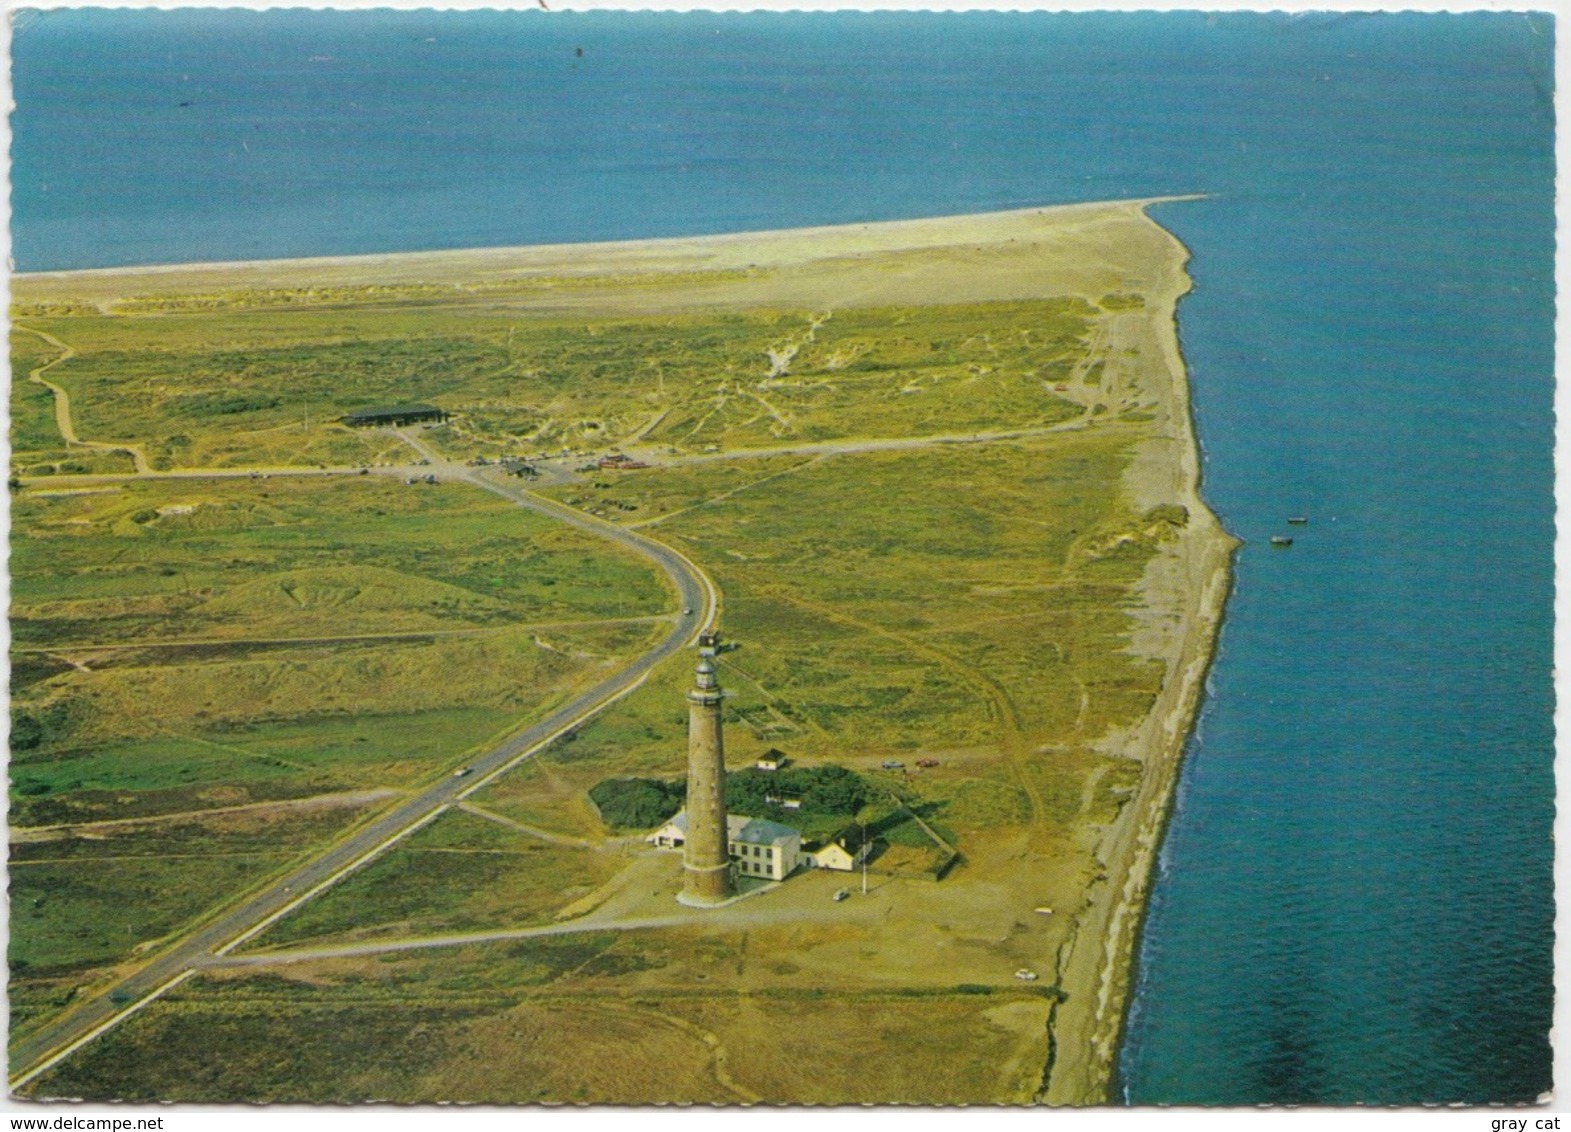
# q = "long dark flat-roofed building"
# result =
<box><xmin>340</xmin><ymin>403</ymin><xmax>449</xmax><ymax>428</ymax></box>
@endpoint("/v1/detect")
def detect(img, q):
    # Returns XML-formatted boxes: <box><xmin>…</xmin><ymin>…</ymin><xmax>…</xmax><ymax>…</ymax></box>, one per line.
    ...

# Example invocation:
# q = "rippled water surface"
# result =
<box><xmin>12</xmin><ymin>10</ymin><xmax>1555</xmax><ymax>1103</ymax></box>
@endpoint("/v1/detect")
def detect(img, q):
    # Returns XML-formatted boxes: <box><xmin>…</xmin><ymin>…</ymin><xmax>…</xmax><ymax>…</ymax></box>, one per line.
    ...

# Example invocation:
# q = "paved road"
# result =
<box><xmin>8</xmin><ymin>467</ymin><xmax>716</xmax><ymax>1093</ymax></box>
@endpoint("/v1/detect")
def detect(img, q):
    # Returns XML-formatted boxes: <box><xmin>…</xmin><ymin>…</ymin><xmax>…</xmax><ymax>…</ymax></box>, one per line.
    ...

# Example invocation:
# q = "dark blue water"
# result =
<box><xmin>11</xmin><ymin>10</ymin><xmax>1555</xmax><ymax>1104</ymax></box>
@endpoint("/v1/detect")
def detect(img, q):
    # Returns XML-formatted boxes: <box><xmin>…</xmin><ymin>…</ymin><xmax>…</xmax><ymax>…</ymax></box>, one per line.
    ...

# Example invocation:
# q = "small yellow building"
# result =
<box><xmin>802</xmin><ymin>826</ymin><xmax>872</xmax><ymax>872</ymax></box>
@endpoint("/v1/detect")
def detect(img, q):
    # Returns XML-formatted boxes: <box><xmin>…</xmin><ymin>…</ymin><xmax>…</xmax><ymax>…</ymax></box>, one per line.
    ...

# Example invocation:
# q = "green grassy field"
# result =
<box><xmin>12</xmin><ymin>474</ymin><xmax>670</xmax><ymax>819</ymax></box>
<box><xmin>511</xmin><ymin>427</ymin><xmax>1170</xmax><ymax>845</ymax></box>
<box><xmin>249</xmin><ymin>807</ymin><xmax>622</xmax><ymax>949</ymax></box>
<box><xmin>13</xmin><ymin>297</ymin><xmax>1090</xmax><ymax>472</ymax></box>
<box><xmin>11</xmin><ymin>805</ymin><xmax>379</xmax><ymax>981</ymax></box>
<box><xmin>10</xmin><ymin>328</ymin><xmax>137</xmax><ymax>474</ymax></box>
<box><xmin>9</xmin><ymin>467</ymin><xmax>671</xmax><ymax>1041</ymax></box>
<box><xmin>13</xmin><ymin>475</ymin><xmax>666</xmax><ymax>637</ymax></box>
<box><xmin>11</xmin><ymin>332</ymin><xmax>66</xmax><ymax>454</ymax></box>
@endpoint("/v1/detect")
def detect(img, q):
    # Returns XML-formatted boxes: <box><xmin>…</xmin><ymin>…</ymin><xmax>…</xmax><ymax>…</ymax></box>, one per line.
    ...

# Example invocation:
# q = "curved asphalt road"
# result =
<box><xmin>9</xmin><ymin>468</ymin><xmax>716</xmax><ymax>1093</ymax></box>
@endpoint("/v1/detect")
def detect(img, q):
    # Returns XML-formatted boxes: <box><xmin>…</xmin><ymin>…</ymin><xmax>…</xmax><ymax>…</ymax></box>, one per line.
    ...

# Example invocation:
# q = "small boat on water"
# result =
<box><xmin>1270</xmin><ymin>536</ymin><xmax>1294</xmax><ymax>547</ymax></box>
<box><xmin>1287</xmin><ymin>516</ymin><xmax>1308</xmax><ymax>525</ymax></box>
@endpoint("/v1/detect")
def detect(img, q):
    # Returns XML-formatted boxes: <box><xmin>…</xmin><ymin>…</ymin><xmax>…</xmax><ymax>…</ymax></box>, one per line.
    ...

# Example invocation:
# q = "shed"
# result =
<box><xmin>341</xmin><ymin>404</ymin><xmax>449</xmax><ymax>428</ymax></box>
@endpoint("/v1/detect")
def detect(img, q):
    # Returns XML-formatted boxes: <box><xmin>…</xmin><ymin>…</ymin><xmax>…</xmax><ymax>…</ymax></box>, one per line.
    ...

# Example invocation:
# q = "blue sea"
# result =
<box><xmin>11</xmin><ymin>10</ymin><xmax>1556</xmax><ymax>1104</ymax></box>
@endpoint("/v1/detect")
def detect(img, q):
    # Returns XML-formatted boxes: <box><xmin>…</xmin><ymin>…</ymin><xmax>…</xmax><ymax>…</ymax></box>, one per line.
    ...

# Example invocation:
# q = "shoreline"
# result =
<box><xmin>1042</xmin><ymin>206</ymin><xmax>1238</xmax><ymax>1104</ymax></box>
<box><xmin>13</xmin><ymin>195</ymin><xmax>1208</xmax><ymax>289</ymax></box>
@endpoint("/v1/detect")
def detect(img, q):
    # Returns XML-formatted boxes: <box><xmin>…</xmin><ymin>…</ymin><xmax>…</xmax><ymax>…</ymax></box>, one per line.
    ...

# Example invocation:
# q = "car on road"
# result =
<box><xmin>452</xmin><ymin>767</ymin><xmax>473</xmax><ymax>778</ymax></box>
<box><xmin>683</xmin><ymin>607</ymin><xmax>693</xmax><ymax>615</ymax></box>
<box><xmin>833</xmin><ymin>889</ymin><xmax>850</xmax><ymax>902</ymax></box>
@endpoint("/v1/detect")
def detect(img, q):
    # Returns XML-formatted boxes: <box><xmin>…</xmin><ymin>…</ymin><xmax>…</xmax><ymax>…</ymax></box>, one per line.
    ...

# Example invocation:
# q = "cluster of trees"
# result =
<box><xmin>588</xmin><ymin>764</ymin><xmax>868</xmax><ymax>831</ymax></box>
<box><xmin>588</xmin><ymin>776</ymin><xmax>685</xmax><ymax>830</ymax></box>
<box><xmin>724</xmin><ymin>765</ymin><xmax>865</xmax><ymax>818</ymax></box>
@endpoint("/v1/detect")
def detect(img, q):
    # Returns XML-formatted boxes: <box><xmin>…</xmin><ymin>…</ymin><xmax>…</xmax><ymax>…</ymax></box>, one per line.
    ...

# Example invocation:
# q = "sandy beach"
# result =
<box><xmin>1043</xmin><ymin>211</ymin><xmax>1238</xmax><ymax>1100</ymax></box>
<box><xmin>15</xmin><ymin>195</ymin><xmax>1205</xmax><ymax>311</ymax></box>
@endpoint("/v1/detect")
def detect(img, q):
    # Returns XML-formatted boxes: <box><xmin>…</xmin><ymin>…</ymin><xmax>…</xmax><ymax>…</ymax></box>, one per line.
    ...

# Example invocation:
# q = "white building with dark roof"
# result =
<box><xmin>649</xmin><ymin>810</ymin><xmax>802</xmax><ymax>881</ymax></box>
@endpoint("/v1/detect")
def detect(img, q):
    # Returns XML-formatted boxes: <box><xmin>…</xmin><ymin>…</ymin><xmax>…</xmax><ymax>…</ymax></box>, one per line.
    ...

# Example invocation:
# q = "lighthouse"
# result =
<box><xmin>681</xmin><ymin>631</ymin><xmax>733</xmax><ymax>906</ymax></box>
